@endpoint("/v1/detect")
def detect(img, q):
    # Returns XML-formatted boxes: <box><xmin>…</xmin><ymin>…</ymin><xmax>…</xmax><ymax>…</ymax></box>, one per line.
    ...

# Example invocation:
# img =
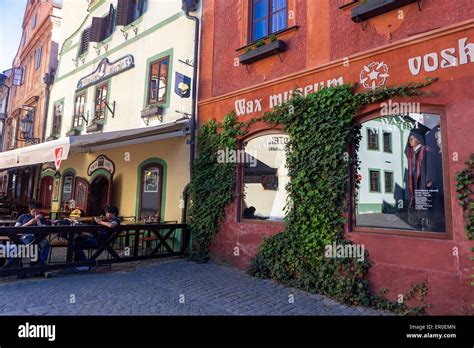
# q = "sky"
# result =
<box><xmin>0</xmin><ymin>0</ymin><xmax>27</xmax><ymax>73</ymax></box>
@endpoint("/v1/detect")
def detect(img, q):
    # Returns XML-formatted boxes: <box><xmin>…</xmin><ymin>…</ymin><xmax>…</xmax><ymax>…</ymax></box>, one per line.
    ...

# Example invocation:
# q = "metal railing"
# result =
<box><xmin>0</xmin><ymin>223</ymin><xmax>189</xmax><ymax>277</ymax></box>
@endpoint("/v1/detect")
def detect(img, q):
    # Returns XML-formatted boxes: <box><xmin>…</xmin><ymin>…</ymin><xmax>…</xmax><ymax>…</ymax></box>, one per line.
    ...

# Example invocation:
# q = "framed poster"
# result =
<box><xmin>52</xmin><ymin>177</ymin><xmax>60</xmax><ymax>202</ymax></box>
<box><xmin>144</xmin><ymin>169</ymin><xmax>159</xmax><ymax>192</ymax></box>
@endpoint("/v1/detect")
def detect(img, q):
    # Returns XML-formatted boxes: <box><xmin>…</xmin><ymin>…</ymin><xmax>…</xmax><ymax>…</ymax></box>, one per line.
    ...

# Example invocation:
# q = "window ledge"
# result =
<box><xmin>86</xmin><ymin>122</ymin><xmax>103</xmax><ymax>133</ymax></box>
<box><xmin>235</xmin><ymin>25</ymin><xmax>299</xmax><ymax>53</ymax></box>
<box><xmin>122</xmin><ymin>15</ymin><xmax>144</xmax><ymax>31</ymax></box>
<box><xmin>239</xmin><ymin>39</ymin><xmax>287</xmax><ymax>65</ymax></box>
<box><xmin>66</xmin><ymin>128</ymin><xmax>81</xmax><ymax>137</ymax></box>
<box><xmin>241</xmin><ymin>218</ymin><xmax>286</xmax><ymax>226</ymax></box>
<box><xmin>351</xmin><ymin>0</ymin><xmax>419</xmax><ymax>23</ymax></box>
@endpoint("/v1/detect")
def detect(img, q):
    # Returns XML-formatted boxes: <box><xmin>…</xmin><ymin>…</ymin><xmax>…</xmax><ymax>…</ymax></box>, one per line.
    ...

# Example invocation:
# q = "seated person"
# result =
<box><xmin>243</xmin><ymin>206</ymin><xmax>267</xmax><ymax>220</ymax></box>
<box><xmin>73</xmin><ymin>205</ymin><xmax>120</xmax><ymax>266</ymax></box>
<box><xmin>15</xmin><ymin>202</ymin><xmax>50</xmax><ymax>265</ymax></box>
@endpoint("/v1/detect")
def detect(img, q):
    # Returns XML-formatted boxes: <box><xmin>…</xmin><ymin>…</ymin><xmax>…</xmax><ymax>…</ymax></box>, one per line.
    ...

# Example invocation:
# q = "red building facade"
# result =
<box><xmin>198</xmin><ymin>0</ymin><xmax>474</xmax><ymax>314</ymax></box>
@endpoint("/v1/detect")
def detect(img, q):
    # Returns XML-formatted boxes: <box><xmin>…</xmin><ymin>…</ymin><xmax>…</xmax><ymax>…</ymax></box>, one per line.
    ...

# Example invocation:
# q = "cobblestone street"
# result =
<box><xmin>0</xmin><ymin>258</ymin><xmax>389</xmax><ymax>316</ymax></box>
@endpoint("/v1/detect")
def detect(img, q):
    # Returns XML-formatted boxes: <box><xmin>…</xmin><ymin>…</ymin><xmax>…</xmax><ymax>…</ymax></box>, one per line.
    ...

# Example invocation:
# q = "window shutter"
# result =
<box><xmin>90</xmin><ymin>17</ymin><xmax>105</xmax><ymax>42</ymax></box>
<box><xmin>80</xmin><ymin>28</ymin><xmax>91</xmax><ymax>55</ymax></box>
<box><xmin>116</xmin><ymin>0</ymin><xmax>131</xmax><ymax>26</ymax></box>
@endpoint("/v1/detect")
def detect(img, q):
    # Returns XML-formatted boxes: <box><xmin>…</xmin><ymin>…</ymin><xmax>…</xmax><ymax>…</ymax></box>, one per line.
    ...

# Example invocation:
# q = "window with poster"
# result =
<box><xmin>354</xmin><ymin>113</ymin><xmax>446</xmax><ymax>234</ymax></box>
<box><xmin>139</xmin><ymin>163</ymin><xmax>163</xmax><ymax>221</ymax></box>
<box><xmin>241</xmin><ymin>133</ymin><xmax>290</xmax><ymax>221</ymax></box>
<box><xmin>61</xmin><ymin>172</ymin><xmax>75</xmax><ymax>204</ymax></box>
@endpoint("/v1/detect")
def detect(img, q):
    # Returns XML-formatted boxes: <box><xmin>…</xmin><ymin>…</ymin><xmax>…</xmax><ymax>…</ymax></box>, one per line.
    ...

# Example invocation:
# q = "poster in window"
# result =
<box><xmin>52</xmin><ymin>178</ymin><xmax>60</xmax><ymax>202</ymax></box>
<box><xmin>63</xmin><ymin>176</ymin><xmax>73</xmax><ymax>194</ymax></box>
<box><xmin>261</xmin><ymin>175</ymin><xmax>278</xmax><ymax>190</ymax></box>
<box><xmin>144</xmin><ymin>169</ymin><xmax>159</xmax><ymax>193</ymax></box>
<box><xmin>355</xmin><ymin>114</ymin><xmax>445</xmax><ymax>233</ymax></box>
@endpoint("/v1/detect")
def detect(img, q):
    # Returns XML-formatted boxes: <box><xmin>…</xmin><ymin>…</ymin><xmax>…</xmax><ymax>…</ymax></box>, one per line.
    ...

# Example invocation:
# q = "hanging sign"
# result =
<box><xmin>87</xmin><ymin>155</ymin><xmax>115</xmax><ymax>176</ymax></box>
<box><xmin>76</xmin><ymin>55</ymin><xmax>134</xmax><ymax>91</ymax></box>
<box><xmin>174</xmin><ymin>72</ymin><xmax>191</xmax><ymax>98</ymax></box>
<box><xmin>54</xmin><ymin>147</ymin><xmax>64</xmax><ymax>170</ymax></box>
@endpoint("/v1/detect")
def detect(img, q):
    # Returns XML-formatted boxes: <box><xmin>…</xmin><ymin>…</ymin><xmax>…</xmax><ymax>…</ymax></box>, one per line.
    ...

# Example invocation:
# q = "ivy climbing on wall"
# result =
<box><xmin>189</xmin><ymin>78</ymin><xmax>436</xmax><ymax>314</ymax></box>
<box><xmin>455</xmin><ymin>154</ymin><xmax>474</xmax><ymax>240</ymax></box>
<box><xmin>188</xmin><ymin>113</ymin><xmax>256</xmax><ymax>261</ymax></box>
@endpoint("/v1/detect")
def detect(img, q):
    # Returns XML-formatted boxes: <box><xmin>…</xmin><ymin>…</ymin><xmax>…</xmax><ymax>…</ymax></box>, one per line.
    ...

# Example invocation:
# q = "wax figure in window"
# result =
<box><xmin>404</xmin><ymin>129</ymin><xmax>429</xmax><ymax>228</ymax></box>
<box><xmin>404</xmin><ymin>127</ymin><xmax>445</xmax><ymax>231</ymax></box>
<box><xmin>424</xmin><ymin>124</ymin><xmax>445</xmax><ymax>231</ymax></box>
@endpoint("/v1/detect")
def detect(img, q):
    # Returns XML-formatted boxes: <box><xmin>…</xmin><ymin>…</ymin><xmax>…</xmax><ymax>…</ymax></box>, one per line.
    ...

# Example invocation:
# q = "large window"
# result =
<box><xmin>355</xmin><ymin>114</ymin><xmax>446</xmax><ymax>233</ymax></box>
<box><xmin>367</xmin><ymin>128</ymin><xmax>379</xmax><ymax>150</ymax></box>
<box><xmin>242</xmin><ymin>133</ymin><xmax>289</xmax><ymax>221</ymax></box>
<box><xmin>52</xmin><ymin>102</ymin><xmax>63</xmax><ymax>135</ymax></box>
<box><xmin>61</xmin><ymin>173</ymin><xmax>75</xmax><ymax>204</ymax></box>
<box><xmin>94</xmin><ymin>82</ymin><xmax>108</xmax><ymax>120</ymax></box>
<box><xmin>383</xmin><ymin>131</ymin><xmax>392</xmax><ymax>153</ymax></box>
<box><xmin>35</xmin><ymin>47</ymin><xmax>42</xmax><ymax>70</ymax></box>
<box><xmin>252</xmin><ymin>0</ymin><xmax>287</xmax><ymax>42</ymax></box>
<box><xmin>31</xmin><ymin>14</ymin><xmax>37</xmax><ymax>29</ymax></box>
<box><xmin>73</xmin><ymin>93</ymin><xmax>86</xmax><ymax>128</ymax></box>
<box><xmin>139</xmin><ymin>163</ymin><xmax>163</xmax><ymax>221</ymax></box>
<box><xmin>147</xmin><ymin>57</ymin><xmax>169</xmax><ymax>106</ymax></box>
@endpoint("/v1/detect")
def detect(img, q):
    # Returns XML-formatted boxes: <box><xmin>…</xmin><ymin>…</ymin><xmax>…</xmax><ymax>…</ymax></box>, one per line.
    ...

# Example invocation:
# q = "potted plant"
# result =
<box><xmin>239</xmin><ymin>38</ymin><xmax>287</xmax><ymax>65</ymax></box>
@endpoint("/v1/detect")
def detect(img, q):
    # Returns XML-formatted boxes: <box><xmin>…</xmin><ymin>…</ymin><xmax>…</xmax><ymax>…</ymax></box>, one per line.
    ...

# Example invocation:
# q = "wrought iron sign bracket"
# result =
<box><xmin>80</xmin><ymin>111</ymin><xmax>90</xmax><ymax>125</ymax></box>
<box><xmin>120</xmin><ymin>28</ymin><xmax>128</xmax><ymax>41</ymax></box>
<box><xmin>93</xmin><ymin>45</ymin><xmax>101</xmax><ymax>56</ymax></box>
<box><xmin>175</xmin><ymin>110</ymin><xmax>192</xmax><ymax>119</ymax></box>
<box><xmin>130</xmin><ymin>24</ymin><xmax>139</xmax><ymax>36</ymax></box>
<box><xmin>105</xmin><ymin>101</ymin><xmax>116</xmax><ymax>118</ymax></box>
<box><xmin>178</xmin><ymin>59</ymin><xmax>194</xmax><ymax>68</ymax></box>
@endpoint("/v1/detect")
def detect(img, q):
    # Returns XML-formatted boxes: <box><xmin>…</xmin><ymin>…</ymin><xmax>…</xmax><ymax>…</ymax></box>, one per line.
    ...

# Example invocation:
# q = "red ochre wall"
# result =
<box><xmin>199</xmin><ymin>0</ymin><xmax>474</xmax><ymax>315</ymax></box>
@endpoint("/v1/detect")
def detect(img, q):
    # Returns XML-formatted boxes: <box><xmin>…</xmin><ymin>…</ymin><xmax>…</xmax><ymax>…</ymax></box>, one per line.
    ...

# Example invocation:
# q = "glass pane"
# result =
<box><xmin>254</xmin><ymin>0</ymin><xmax>268</xmax><ymax>21</ymax></box>
<box><xmin>62</xmin><ymin>176</ymin><xmax>74</xmax><ymax>202</ymax></box>
<box><xmin>272</xmin><ymin>0</ymin><xmax>286</xmax><ymax>12</ymax></box>
<box><xmin>243</xmin><ymin>134</ymin><xmax>290</xmax><ymax>221</ymax></box>
<box><xmin>271</xmin><ymin>9</ymin><xmax>287</xmax><ymax>33</ymax></box>
<box><xmin>149</xmin><ymin>62</ymin><xmax>159</xmax><ymax>103</ymax></box>
<box><xmin>356</xmin><ymin>114</ymin><xmax>446</xmax><ymax>232</ymax></box>
<box><xmin>141</xmin><ymin>167</ymin><xmax>161</xmax><ymax>218</ymax></box>
<box><xmin>253</xmin><ymin>19</ymin><xmax>268</xmax><ymax>41</ymax></box>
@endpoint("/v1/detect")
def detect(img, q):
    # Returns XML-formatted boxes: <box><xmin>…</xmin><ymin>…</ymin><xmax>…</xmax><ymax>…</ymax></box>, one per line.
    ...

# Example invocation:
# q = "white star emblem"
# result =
<box><xmin>359</xmin><ymin>62</ymin><xmax>390</xmax><ymax>90</ymax></box>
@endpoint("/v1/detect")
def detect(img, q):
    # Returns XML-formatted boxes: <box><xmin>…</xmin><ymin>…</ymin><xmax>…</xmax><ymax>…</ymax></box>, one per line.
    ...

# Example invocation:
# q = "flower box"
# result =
<box><xmin>351</xmin><ymin>0</ymin><xmax>418</xmax><ymax>23</ymax></box>
<box><xmin>239</xmin><ymin>40</ymin><xmax>287</xmax><ymax>65</ymax></box>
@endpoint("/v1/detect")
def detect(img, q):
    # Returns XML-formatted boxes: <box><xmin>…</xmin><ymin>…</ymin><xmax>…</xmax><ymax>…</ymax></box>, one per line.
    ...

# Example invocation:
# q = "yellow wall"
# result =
<box><xmin>50</xmin><ymin>136</ymin><xmax>189</xmax><ymax>221</ymax></box>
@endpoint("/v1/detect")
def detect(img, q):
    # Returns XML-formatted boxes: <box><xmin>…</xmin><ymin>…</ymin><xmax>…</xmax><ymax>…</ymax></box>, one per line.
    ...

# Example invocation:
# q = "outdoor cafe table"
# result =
<box><xmin>0</xmin><ymin>220</ymin><xmax>16</xmax><ymax>227</ymax></box>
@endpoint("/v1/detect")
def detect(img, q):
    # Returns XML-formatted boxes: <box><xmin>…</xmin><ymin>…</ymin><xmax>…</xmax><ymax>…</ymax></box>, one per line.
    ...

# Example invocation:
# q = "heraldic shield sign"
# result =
<box><xmin>174</xmin><ymin>72</ymin><xmax>191</xmax><ymax>98</ymax></box>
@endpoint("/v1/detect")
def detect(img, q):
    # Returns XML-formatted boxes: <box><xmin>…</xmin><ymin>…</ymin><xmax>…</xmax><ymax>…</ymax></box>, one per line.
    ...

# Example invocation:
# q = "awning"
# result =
<box><xmin>0</xmin><ymin>137</ymin><xmax>70</xmax><ymax>170</ymax></box>
<box><xmin>0</xmin><ymin>118</ymin><xmax>190</xmax><ymax>170</ymax></box>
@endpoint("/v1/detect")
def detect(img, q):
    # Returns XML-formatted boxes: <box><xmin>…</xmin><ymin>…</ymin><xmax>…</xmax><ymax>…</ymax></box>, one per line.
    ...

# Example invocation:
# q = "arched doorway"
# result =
<box><xmin>39</xmin><ymin>175</ymin><xmax>53</xmax><ymax>210</ymax></box>
<box><xmin>88</xmin><ymin>175</ymin><xmax>111</xmax><ymax>216</ymax></box>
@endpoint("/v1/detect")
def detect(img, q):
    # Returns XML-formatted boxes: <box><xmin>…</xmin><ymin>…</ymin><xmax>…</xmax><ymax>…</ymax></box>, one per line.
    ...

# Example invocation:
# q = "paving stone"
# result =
<box><xmin>0</xmin><ymin>259</ymin><xmax>391</xmax><ymax>316</ymax></box>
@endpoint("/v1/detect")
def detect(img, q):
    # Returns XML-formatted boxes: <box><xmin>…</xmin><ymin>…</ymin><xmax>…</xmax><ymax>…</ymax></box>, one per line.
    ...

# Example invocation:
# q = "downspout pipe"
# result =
<box><xmin>1</xmin><ymin>84</ymin><xmax>11</xmax><ymax>152</ymax></box>
<box><xmin>183</xmin><ymin>0</ymin><xmax>200</xmax><ymax>179</ymax></box>
<box><xmin>181</xmin><ymin>1</ymin><xmax>200</xmax><ymax>226</ymax></box>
